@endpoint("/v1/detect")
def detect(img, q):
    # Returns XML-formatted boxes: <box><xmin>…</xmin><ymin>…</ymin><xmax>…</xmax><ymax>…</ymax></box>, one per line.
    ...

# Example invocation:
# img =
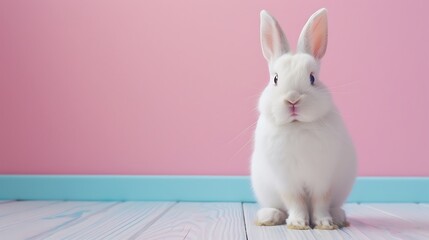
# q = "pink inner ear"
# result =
<box><xmin>264</xmin><ymin>31</ymin><xmax>275</xmax><ymax>54</ymax></box>
<box><xmin>262</xmin><ymin>21</ymin><xmax>278</xmax><ymax>59</ymax></box>
<box><xmin>310</xmin><ymin>16</ymin><xmax>327</xmax><ymax>59</ymax></box>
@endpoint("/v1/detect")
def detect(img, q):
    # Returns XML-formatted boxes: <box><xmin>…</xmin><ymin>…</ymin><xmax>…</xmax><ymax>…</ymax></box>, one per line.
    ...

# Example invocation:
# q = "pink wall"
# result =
<box><xmin>1</xmin><ymin>0</ymin><xmax>428</xmax><ymax>176</ymax></box>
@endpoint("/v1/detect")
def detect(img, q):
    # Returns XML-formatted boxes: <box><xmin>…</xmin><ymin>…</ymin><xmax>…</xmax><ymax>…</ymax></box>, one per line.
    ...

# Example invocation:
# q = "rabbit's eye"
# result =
<box><xmin>273</xmin><ymin>73</ymin><xmax>278</xmax><ymax>86</ymax></box>
<box><xmin>310</xmin><ymin>73</ymin><xmax>315</xmax><ymax>85</ymax></box>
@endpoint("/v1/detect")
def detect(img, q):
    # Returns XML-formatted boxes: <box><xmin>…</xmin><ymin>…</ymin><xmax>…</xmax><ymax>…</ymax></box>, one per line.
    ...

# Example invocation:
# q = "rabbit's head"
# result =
<box><xmin>258</xmin><ymin>9</ymin><xmax>334</xmax><ymax>125</ymax></box>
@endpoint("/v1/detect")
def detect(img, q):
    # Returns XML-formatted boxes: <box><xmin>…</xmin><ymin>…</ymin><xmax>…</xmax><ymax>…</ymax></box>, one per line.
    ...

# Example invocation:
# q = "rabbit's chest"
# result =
<box><xmin>268</xmin><ymin>129</ymin><xmax>329</xmax><ymax>160</ymax></box>
<box><xmin>261</xmin><ymin>126</ymin><xmax>339</xmax><ymax>181</ymax></box>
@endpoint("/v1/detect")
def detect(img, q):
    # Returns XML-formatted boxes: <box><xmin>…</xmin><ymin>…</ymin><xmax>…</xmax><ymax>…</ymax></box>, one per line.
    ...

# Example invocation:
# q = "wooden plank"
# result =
<box><xmin>419</xmin><ymin>203</ymin><xmax>429</xmax><ymax>211</ymax></box>
<box><xmin>365</xmin><ymin>203</ymin><xmax>429</xmax><ymax>238</ymax></box>
<box><xmin>0</xmin><ymin>201</ymin><xmax>117</xmax><ymax>239</ymax></box>
<box><xmin>342</xmin><ymin>204</ymin><xmax>394</xmax><ymax>240</ymax></box>
<box><xmin>44</xmin><ymin>201</ymin><xmax>175</xmax><ymax>239</ymax></box>
<box><xmin>0</xmin><ymin>201</ymin><xmax>58</xmax><ymax>217</ymax></box>
<box><xmin>344</xmin><ymin>203</ymin><xmax>429</xmax><ymax>240</ymax></box>
<box><xmin>367</xmin><ymin>203</ymin><xmax>429</xmax><ymax>221</ymax></box>
<box><xmin>132</xmin><ymin>202</ymin><xmax>247</xmax><ymax>240</ymax></box>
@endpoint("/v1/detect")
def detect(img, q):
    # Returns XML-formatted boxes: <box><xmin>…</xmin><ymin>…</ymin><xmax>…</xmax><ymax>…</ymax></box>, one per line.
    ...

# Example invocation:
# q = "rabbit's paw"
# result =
<box><xmin>286</xmin><ymin>215</ymin><xmax>310</xmax><ymax>230</ymax></box>
<box><xmin>313</xmin><ymin>216</ymin><xmax>338</xmax><ymax>230</ymax></box>
<box><xmin>256</xmin><ymin>208</ymin><xmax>286</xmax><ymax>226</ymax></box>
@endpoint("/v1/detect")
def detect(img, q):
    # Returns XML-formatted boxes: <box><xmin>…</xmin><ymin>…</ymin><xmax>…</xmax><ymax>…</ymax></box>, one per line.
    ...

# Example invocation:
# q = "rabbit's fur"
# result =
<box><xmin>251</xmin><ymin>9</ymin><xmax>357</xmax><ymax>230</ymax></box>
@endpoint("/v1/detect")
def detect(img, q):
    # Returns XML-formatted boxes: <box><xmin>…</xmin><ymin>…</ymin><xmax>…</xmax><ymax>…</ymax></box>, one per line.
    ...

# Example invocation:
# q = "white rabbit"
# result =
<box><xmin>251</xmin><ymin>8</ymin><xmax>357</xmax><ymax>230</ymax></box>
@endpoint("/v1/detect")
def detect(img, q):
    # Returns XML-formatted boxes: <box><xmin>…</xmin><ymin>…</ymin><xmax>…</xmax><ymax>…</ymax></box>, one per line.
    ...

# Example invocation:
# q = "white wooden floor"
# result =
<box><xmin>0</xmin><ymin>201</ymin><xmax>428</xmax><ymax>239</ymax></box>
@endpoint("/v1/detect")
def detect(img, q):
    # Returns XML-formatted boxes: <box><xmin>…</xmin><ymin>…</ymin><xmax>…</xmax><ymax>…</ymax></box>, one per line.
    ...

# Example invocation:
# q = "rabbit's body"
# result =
<box><xmin>251</xmin><ymin>10</ymin><xmax>356</xmax><ymax>230</ymax></box>
<box><xmin>251</xmin><ymin>103</ymin><xmax>356</xmax><ymax>228</ymax></box>
<box><xmin>252</xmin><ymin>108</ymin><xmax>355</xmax><ymax>209</ymax></box>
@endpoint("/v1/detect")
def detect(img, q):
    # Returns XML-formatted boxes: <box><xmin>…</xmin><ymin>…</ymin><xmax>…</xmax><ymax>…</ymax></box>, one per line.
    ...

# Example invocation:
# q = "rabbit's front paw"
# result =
<box><xmin>313</xmin><ymin>216</ymin><xmax>338</xmax><ymax>230</ymax></box>
<box><xmin>286</xmin><ymin>215</ymin><xmax>310</xmax><ymax>230</ymax></box>
<box><xmin>256</xmin><ymin>208</ymin><xmax>286</xmax><ymax>226</ymax></box>
<box><xmin>330</xmin><ymin>207</ymin><xmax>349</xmax><ymax>228</ymax></box>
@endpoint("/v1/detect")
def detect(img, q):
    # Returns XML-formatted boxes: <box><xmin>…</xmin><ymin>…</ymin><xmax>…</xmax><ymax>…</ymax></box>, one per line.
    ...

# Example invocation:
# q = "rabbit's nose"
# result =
<box><xmin>287</xmin><ymin>99</ymin><xmax>300</xmax><ymax>105</ymax></box>
<box><xmin>285</xmin><ymin>91</ymin><xmax>301</xmax><ymax>105</ymax></box>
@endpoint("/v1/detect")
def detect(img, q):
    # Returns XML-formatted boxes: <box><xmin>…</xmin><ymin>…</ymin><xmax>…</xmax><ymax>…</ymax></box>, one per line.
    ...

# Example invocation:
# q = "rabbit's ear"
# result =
<box><xmin>297</xmin><ymin>8</ymin><xmax>328</xmax><ymax>60</ymax></box>
<box><xmin>260</xmin><ymin>10</ymin><xmax>290</xmax><ymax>62</ymax></box>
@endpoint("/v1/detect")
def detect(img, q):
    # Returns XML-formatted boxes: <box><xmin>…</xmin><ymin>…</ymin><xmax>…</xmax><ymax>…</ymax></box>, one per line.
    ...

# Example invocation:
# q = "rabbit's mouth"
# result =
<box><xmin>289</xmin><ymin>104</ymin><xmax>299</xmax><ymax>117</ymax></box>
<box><xmin>290</xmin><ymin>110</ymin><xmax>299</xmax><ymax>119</ymax></box>
<box><xmin>289</xmin><ymin>115</ymin><xmax>300</xmax><ymax>123</ymax></box>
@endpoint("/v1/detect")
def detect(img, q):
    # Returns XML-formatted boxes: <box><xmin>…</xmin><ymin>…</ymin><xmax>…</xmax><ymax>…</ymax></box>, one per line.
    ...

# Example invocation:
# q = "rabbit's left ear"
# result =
<box><xmin>297</xmin><ymin>8</ymin><xmax>328</xmax><ymax>60</ymax></box>
<box><xmin>260</xmin><ymin>10</ymin><xmax>290</xmax><ymax>62</ymax></box>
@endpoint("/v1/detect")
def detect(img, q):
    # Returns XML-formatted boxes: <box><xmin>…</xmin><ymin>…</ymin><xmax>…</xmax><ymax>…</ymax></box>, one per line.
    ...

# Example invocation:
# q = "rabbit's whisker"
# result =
<box><xmin>230</xmin><ymin>137</ymin><xmax>253</xmax><ymax>160</ymax></box>
<box><xmin>227</xmin><ymin>120</ymin><xmax>257</xmax><ymax>145</ymax></box>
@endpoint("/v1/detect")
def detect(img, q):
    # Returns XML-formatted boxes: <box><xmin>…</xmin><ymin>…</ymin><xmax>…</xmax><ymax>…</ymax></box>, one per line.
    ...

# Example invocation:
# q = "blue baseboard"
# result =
<box><xmin>0</xmin><ymin>175</ymin><xmax>428</xmax><ymax>202</ymax></box>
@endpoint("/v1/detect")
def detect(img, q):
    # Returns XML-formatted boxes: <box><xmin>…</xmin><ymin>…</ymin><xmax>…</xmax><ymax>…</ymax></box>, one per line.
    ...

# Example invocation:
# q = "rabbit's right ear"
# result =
<box><xmin>260</xmin><ymin>10</ymin><xmax>290</xmax><ymax>62</ymax></box>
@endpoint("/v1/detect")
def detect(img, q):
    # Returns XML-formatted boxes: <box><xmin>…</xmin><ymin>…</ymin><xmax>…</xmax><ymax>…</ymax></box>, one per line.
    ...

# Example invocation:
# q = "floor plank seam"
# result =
<box><xmin>240</xmin><ymin>202</ymin><xmax>249</xmax><ymax>240</ymax></box>
<box><xmin>363</xmin><ymin>204</ymin><xmax>412</xmax><ymax>223</ymax></box>
<box><xmin>128</xmin><ymin>201</ymin><xmax>179</xmax><ymax>239</ymax></box>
